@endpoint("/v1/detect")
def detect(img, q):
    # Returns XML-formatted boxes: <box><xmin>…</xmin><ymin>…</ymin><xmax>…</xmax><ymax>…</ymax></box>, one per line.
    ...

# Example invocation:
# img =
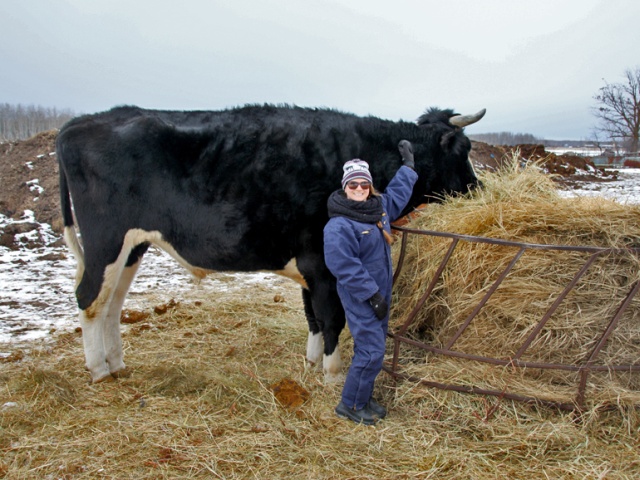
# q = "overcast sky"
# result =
<box><xmin>2</xmin><ymin>0</ymin><xmax>638</xmax><ymax>140</ymax></box>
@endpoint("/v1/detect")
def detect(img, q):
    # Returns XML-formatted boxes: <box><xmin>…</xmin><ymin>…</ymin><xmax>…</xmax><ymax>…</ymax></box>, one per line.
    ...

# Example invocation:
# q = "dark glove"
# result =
<box><xmin>368</xmin><ymin>291</ymin><xmax>389</xmax><ymax>320</ymax></box>
<box><xmin>398</xmin><ymin>139</ymin><xmax>415</xmax><ymax>170</ymax></box>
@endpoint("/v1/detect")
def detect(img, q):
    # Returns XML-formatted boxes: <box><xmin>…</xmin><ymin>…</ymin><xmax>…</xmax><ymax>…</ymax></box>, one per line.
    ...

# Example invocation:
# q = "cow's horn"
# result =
<box><xmin>449</xmin><ymin>108</ymin><xmax>486</xmax><ymax>127</ymax></box>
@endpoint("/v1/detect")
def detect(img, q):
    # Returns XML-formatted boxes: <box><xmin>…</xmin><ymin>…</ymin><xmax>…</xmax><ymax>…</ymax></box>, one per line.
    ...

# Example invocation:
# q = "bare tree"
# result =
<box><xmin>0</xmin><ymin>103</ymin><xmax>75</xmax><ymax>141</ymax></box>
<box><xmin>592</xmin><ymin>67</ymin><xmax>640</xmax><ymax>154</ymax></box>
<box><xmin>468</xmin><ymin>131</ymin><xmax>540</xmax><ymax>146</ymax></box>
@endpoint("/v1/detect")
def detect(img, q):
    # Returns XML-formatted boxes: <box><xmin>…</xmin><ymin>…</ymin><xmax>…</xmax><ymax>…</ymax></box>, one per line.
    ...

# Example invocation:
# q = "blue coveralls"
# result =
<box><xmin>323</xmin><ymin>166</ymin><xmax>418</xmax><ymax>410</ymax></box>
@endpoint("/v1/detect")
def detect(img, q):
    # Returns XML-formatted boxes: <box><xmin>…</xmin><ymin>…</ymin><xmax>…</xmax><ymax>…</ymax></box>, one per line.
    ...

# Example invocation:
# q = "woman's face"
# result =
<box><xmin>344</xmin><ymin>180</ymin><xmax>371</xmax><ymax>202</ymax></box>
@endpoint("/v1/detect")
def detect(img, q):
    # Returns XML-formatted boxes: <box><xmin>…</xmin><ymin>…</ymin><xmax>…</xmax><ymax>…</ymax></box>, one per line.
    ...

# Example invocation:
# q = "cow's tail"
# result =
<box><xmin>59</xmin><ymin>154</ymin><xmax>85</xmax><ymax>287</ymax></box>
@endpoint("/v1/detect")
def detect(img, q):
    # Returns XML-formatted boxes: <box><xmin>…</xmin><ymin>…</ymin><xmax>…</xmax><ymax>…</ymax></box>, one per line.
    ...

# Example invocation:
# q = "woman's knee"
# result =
<box><xmin>355</xmin><ymin>346</ymin><xmax>385</xmax><ymax>369</ymax></box>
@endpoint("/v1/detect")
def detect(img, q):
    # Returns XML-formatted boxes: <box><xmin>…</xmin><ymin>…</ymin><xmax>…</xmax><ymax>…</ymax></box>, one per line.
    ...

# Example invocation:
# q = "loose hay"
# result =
<box><xmin>391</xmin><ymin>159</ymin><xmax>640</xmax><ymax>407</ymax></box>
<box><xmin>2</xmin><ymin>265</ymin><xmax>640</xmax><ymax>478</ymax></box>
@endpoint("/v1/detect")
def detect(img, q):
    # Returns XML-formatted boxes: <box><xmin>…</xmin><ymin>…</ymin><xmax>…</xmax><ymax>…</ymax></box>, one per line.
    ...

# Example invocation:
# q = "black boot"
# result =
<box><xmin>367</xmin><ymin>398</ymin><xmax>387</xmax><ymax>418</ymax></box>
<box><xmin>335</xmin><ymin>401</ymin><xmax>379</xmax><ymax>426</ymax></box>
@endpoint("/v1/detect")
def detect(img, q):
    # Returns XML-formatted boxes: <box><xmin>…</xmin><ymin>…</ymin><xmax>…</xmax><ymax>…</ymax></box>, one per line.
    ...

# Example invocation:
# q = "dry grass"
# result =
<box><xmin>2</xmin><ymin>160</ymin><xmax>640</xmax><ymax>478</ymax></box>
<box><xmin>391</xmin><ymin>159</ymin><xmax>640</xmax><ymax>407</ymax></box>
<box><xmin>2</xmin><ymin>281</ymin><xmax>640</xmax><ymax>479</ymax></box>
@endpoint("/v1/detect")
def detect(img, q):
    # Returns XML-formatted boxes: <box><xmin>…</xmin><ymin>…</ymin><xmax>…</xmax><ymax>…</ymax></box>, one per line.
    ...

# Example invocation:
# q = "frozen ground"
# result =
<box><xmin>0</xmin><ymin>212</ymin><xmax>288</xmax><ymax>348</ymax></box>
<box><xmin>557</xmin><ymin>168</ymin><xmax>640</xmax><ymax>203</ymax></box>
<box><xmin>1</xmin><ymin>169</ymin><xmax>640</xmax><ymax>352</ymax></box>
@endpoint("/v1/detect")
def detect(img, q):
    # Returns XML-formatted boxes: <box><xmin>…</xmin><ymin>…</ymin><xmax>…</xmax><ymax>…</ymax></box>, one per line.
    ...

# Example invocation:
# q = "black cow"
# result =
<box><xmin>56</xmin><ymin>104</ymin><xmax>485</xmax><ymax>383</ymax></box>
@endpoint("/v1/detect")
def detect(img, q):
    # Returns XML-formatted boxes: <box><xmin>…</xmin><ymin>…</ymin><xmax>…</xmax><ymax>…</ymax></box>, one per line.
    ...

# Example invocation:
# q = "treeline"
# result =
<box><xmin>0</xmin><ymin>103</ymin><xmax>76</xmax><ymax>141</ymax></box>
<box><xmin>468</xmin><ymin>132</ymin><xmax>540</xmax><ymax>146</ymax></box>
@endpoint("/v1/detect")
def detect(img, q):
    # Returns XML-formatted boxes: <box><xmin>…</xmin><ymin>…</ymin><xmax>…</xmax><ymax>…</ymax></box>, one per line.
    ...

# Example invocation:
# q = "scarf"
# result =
<box><xmin>327</xmin><ymin>190</ymin><xmax>384</xmax><ymax>224</ymax></box>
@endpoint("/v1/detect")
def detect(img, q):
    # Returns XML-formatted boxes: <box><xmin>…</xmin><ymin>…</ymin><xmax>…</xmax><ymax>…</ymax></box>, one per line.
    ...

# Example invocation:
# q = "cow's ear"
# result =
<box><xmin>439</xmin><ymin>130</ymin><xmax>457</xmax><ymax>152</ymax></box>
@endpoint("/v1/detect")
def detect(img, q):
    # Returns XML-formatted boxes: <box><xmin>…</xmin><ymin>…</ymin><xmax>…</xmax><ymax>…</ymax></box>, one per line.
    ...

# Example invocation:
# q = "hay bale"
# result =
<box><xmin>391</xmin><ymin>160</ymin><xmax>640</xmax><ymax>405</ymax></box>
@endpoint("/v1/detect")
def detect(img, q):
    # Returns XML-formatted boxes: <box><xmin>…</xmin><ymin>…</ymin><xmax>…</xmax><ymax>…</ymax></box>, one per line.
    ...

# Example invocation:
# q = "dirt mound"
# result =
<box><xmin>0</xmin><ymin>131</ymin><xmax>610</xmax><ymax>239</ymax></box>
<box><xmin>469</xmin><ymin>140</ymin><xmax>507</xmax><ymax>170</ymax></box>
<box><xmin>0</xmin><ymin>130</ymin><xmax>61</xmax><ymax>231</ymax></box>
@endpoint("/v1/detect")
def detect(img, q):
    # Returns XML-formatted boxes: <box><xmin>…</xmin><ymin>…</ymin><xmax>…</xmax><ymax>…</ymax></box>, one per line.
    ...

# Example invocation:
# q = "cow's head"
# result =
<box><xmin>411</xmin><ymin>107</ymin><xmax>485</xmax><ymax>204</ymax></box>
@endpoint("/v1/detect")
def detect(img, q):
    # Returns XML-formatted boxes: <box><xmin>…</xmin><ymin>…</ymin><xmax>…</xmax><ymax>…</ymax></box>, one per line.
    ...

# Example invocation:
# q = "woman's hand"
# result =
<box><xmin>398</xmin><ymin>140</ymin><xmax>414</xmax><ymax>169</ymax></box>
<box><xmin>368</xmin><ymin>291</ymin><xmax>389</xmax><ymax>320</ymax></box>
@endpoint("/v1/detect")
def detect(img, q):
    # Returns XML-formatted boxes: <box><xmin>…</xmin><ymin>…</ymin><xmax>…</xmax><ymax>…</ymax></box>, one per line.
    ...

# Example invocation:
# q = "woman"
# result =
<box><xmin>323</xmin><ymin>140</ymin><xmax>418</xmax><ymax>425</ymax></box>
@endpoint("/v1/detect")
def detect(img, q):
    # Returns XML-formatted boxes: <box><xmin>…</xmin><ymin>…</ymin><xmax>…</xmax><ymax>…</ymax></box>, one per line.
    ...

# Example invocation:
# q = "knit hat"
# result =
<box><xmin>341</xmin><ymin>159</ymin><xmax>373</xmax><ymax>190</ymax></box>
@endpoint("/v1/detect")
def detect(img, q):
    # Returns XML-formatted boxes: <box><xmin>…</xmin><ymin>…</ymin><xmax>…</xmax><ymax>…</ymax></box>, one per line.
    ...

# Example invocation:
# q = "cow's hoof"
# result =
<box><xmin>323</xmin><ymin>371</ymin><xmax>345</xmax><ymax>384</ymax></box>
<box><xmin>305</xmin><ymin>357</ymin><xmax>320</xmax><ymax>369</ymax></box>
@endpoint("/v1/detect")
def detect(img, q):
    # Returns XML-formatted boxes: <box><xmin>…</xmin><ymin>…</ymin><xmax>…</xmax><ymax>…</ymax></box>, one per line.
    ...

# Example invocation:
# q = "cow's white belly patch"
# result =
<box><xmin>123</xmin><ymin>229</ymin><xmax>213</xmax><ymax>279</ymax></box>
<box><xmin>110</xmin><ymin>230</ymin><xmax>307</xmax><ymax>288</ymax></box>
<box><xmin>274</xmin><ymin>258</ymin><xmax>308</xmax><ymax>289</ymax></box>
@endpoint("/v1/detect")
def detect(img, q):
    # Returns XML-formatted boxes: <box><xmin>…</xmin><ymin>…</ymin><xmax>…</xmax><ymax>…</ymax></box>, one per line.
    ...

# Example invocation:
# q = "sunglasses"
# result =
<box><xmin>346</xmin><ymin>181</ymin><xmax>371</xmax><ymax>190</ymax></box>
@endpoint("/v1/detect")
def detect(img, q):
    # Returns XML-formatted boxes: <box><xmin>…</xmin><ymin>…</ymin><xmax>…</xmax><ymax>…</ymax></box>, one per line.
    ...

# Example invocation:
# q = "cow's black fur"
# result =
<box><xmin>57</xmin><ymin>104</ymin><xmax>481</xmax><ymax>380</ymax></box>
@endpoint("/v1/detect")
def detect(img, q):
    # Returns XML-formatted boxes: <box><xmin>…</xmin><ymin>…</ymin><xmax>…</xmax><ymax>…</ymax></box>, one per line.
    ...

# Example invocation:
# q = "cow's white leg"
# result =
<box><xmin>103</xmin><ymin>258</ymin><xmax>142</xmax><ymax>376</ymax></box>
<box><xmin>323</xmin><ymin>349</ymin><xmax>344</xmax><ymax>384</ymax></box>
<box><xmin>79</xmin><ymin>309</ymin><xmax>112</xmax><ymax>382</ymax></box>
<box><xmin>79</xmin><ymin>235</ymin><xmax>145</xmax><ymax>382</ymax></box>
<box><xmin>306</xmin><ymin>331</ymin><xmax>323</xmax><ymax>366</ymax></box>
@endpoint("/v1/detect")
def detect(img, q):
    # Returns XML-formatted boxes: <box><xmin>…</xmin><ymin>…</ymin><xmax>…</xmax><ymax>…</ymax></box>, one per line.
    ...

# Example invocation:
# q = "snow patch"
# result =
<box><xmin>0</xmin><ymin>212</ymin><xmax>287</xmax><ymax>346</ymax></box>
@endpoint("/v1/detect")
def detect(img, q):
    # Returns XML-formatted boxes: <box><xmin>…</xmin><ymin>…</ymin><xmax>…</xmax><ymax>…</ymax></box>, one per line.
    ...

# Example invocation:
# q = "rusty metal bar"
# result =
<box><xmin>582</xmin><ymin>279</ymin><xmax>640</xmax><ymax>366</ymax></box>
<box><xmin>444</xmin><ymin>247</ymin><xmax>526</xmax><ymax>350</ymax></box>
<box><xmin>575</xmin><ymin>279</ymin><xmax>640</xmax><ymax>408</ymax></box>
<box><xmin>381</xmin><ymin>365</ymin><xmax>578</xmax><ymax>411</ymax></box>
<box><xmin>513</xmin><ymin>252</ymin><xmax>605</xmax><ymax>360</ymax></box>
<box><xmin>389</xmin><ymin>224</ymin><xmax>640</xmax><ymax>410</ymax></box>
<box><xmin>388</xmin><ymin>331</ymin><xmax>640</xmax><ymax>372</ymax></box>
<box><xmin>396</xmin><ymin>238</ymin><xmax>460</xmax><ymax>337</ymax></box>
<box><xmin>392</xmin><ymin>230</ymin><xmax>409</xmax><ymax>285</ymax></box>
<box><xmin>392</xmin><ymin>225</ymin><xmax>619</xmax><ymax>253</ymax></box>
<box><xmin>392</xmin><ymin>238</ymin><xmax>460</xmax><ymax>372</ymax></box>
